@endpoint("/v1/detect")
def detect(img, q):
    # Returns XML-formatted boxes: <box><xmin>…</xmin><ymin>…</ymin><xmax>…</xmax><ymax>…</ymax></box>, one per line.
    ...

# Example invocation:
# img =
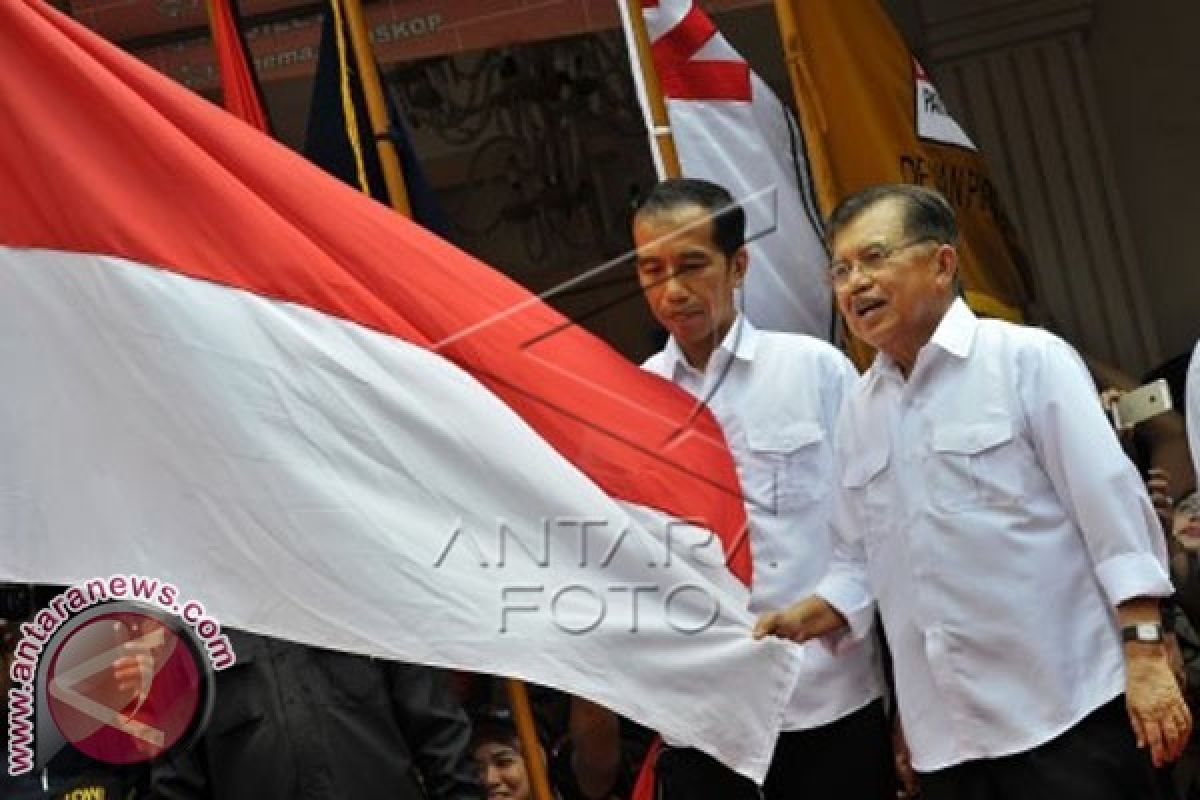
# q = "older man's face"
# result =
<box><xmin>829</xmin><ymin>198</ymin><xmax>951</xmax><ymax>369</ymax></box>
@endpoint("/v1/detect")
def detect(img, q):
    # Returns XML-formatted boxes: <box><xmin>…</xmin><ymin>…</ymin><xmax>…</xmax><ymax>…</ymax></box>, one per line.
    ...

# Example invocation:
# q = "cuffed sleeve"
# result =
<box><xmin>1022</xmin><ymin>336</ymin><xmax>1171</xmax><ymax>606</ymax></box>
<box><xmin>1095</xmin><ymin>552</ymin><xmax>1174</xmax><ymax>606</ymax></box>
<box><xmin>815</xmin><ymin>567</ymin><xmax>874</xmax><ymax>649</ymax></box>
<box><xmin>815</xmin><ymin>509</ymin><xmax>875</xmax><ymax>654</ymax></box>
<box><xmin>818</xmin><ymin>390</ymin><xmax>876</xmax><ymax>652</ymax></box>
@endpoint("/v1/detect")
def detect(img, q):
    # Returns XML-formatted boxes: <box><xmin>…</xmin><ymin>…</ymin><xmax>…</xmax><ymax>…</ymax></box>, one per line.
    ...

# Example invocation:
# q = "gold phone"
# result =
<box><xmin>1112</xmin><ymin>379</ymin><xmax>1173</xmax><ymax>430</ymax></box>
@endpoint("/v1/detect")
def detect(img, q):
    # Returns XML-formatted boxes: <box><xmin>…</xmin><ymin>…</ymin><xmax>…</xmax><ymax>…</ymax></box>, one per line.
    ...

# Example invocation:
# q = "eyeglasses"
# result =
<box><xmin>826</xmin><ymin>236</ymin><xmax>938</xmax><ymax>287</ymax></box>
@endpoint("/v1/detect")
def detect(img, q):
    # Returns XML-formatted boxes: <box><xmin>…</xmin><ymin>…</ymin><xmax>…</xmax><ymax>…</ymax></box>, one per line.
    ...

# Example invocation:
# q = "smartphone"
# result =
<box><xmin>1111</xmin><ymin>379</ymin><xmax>1173</xmax><ymax>430</ymax></box>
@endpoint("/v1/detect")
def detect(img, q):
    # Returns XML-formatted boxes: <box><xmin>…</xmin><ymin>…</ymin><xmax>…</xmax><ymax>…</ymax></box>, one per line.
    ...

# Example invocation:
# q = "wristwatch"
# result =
<box><xmin>1121</xmin><ymin>623</ymin><xmax>1164</xmax><ymax>644</ymax></box>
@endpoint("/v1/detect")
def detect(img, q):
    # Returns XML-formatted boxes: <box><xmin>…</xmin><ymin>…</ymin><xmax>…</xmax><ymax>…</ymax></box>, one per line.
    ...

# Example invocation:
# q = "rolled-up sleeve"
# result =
<box><xmin>816</xmin><ymin>565</ymin><xmax>873</xmax><ymax>645</ymax></box>
<box><xmin>815</xmin><ymin>470</ymin><xmax>875</xmax><ymax>648</ymax></box>
<box><xmin>1023</xmin><ymin>336</ymin><xmax>1173</xmax><ymax>606</ymax></box>
<box><xmin>813</xmin><ymin>358</ymin><xmax>876</xmax><ymax>646</ymax></box>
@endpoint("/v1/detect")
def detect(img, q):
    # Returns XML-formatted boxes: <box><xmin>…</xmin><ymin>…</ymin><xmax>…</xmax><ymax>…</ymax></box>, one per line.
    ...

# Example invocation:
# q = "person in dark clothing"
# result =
<box><xmin>147</xmin><ymin>630</ymin><xmax>481</xmax><ymax>800</ymax></box>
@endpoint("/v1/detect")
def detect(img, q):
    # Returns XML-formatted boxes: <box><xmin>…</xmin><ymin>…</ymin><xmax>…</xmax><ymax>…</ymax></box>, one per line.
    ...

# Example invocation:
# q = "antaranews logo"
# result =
<box><xmin>6</xmin><ymin>575</ymin><xmax>234</xmax><ymax>775</ymax></box>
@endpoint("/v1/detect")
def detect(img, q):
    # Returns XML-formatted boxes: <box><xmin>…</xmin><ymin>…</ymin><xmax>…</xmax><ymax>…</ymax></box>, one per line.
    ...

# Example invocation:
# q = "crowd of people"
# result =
<box><xmin>2</xmin><ymin>179</ymin><xmax>1199</xmax><ymax>800</ymax></box>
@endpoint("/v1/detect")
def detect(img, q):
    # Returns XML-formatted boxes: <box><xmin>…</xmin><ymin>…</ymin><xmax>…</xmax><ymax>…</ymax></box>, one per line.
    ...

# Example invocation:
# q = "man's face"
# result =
<box><xmin>634</xmin><ymin>204</ymin><xmax>746</xmax><ymax>368</ymax></box>
<box><xmin>474</xmin><ymin>740</ymin><xmax>531</xmax><ymax>800</ymax></box>
<box><xmin>829</xmin><ymin>198</ymin><xmax>952</xmax><ymax>367</ymax></box>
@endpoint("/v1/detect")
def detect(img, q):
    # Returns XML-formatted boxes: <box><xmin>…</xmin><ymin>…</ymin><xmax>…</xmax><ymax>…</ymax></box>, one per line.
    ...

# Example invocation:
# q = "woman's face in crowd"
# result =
<box><xmin>474</xmin><ymin>739</ymin><xmax>531</xmax><ymax>800</ymax></box>
<box><xmin>1173</xmin><ymin>493</ymin><xmax>1200</xmax><ymax>551</ymax></box>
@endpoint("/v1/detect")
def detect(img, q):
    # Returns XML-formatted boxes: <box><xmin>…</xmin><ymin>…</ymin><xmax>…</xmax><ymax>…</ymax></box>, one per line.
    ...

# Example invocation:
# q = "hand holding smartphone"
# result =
<box><xmin>1110</xmin><ymin>379</ymin><xmax>1174</xmax><ymax>430</ymax></box>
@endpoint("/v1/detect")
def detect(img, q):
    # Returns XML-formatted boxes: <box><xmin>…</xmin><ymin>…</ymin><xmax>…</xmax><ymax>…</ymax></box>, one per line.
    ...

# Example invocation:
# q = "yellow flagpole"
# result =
<box><xmin>337</xmin><ymin>0</ymin><xmax>412</xmax><ymax>217</ymax></box>
<box><xmin>622</xmin><ymin>0</ymin><xmax>682</xmax><ymax>178</ymax></box>
<box><xmin>326</xmin><ymin>0</ymin><xmax>371</xmax><ymax>195</ymax></box>
<box><xmin>505</xmin><ymin>679</ymin><xmax>555</xmax><ymax>800</ymax></box>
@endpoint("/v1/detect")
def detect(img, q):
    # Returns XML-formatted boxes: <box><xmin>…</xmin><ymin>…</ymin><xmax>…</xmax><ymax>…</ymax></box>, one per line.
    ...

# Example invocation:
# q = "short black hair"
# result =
<box><xmin>470</xmin><ymin>706</ymin><xmax>547</xmax><ymax>752</ymax></box>
<box><xmin>470</xmin><ymin>707</ymin><xmax>520</xmax><ymax>750</ymax></box>
<box><xmin>634</xmin><ymin>178</ymin><xmax>745</xmax><ymax>257</ymax></box>
<box><xmin>826</xmin><ymin>184</ymin><xmax>958</xmax><ymax>248</ymax></box>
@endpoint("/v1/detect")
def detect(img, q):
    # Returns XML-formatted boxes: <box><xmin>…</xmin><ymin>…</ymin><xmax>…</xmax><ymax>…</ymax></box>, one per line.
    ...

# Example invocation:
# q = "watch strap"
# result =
<box><xmin>1121</xmin><ymin>623</ymin><xmax>1164</xmax><ymax>644</ymax></box>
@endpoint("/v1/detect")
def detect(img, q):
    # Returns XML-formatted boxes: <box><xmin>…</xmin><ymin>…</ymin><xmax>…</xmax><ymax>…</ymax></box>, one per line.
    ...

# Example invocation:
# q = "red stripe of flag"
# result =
<box><xmin>650</xmin><ymin>1</ymin><xmax>752</xmax><ymax>102</ymax></box>
<box><xmin>0</xmin><ymin>0</ymin><xmax>752</xmax><ymax>584</ymax></box>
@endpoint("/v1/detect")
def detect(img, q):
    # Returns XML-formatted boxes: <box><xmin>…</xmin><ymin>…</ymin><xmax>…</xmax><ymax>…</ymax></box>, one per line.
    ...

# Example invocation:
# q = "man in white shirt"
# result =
<box><xmin>1189</xmin><ymin>341</ymin><xmax>1200</xmax><ymax>485</ymax></box>
<box><xmin>633</xmin><ymin>179</ymin><xmax>893</xmax><ymax>799</ymax></box>
<box><xmin>756</xmin><ymin>183</ymin><xmax>1190</xmax><ymax>799</ymax></box>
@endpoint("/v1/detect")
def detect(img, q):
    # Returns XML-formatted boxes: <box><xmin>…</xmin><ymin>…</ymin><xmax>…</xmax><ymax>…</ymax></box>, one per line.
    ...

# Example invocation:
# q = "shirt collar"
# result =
<box><xmin>863</xmin><ymin>297</ymin><xmax>977</xmax><ymax>388</ymax></box>
<box><xmin>662</xmin><ymin>314</ymin><xmax>759</xmax><ymax>377</ymax></box>
<box><xmin>929</xmin><ymin>297</ymin><xmax>979</xmax><ymax>359</ymax></box>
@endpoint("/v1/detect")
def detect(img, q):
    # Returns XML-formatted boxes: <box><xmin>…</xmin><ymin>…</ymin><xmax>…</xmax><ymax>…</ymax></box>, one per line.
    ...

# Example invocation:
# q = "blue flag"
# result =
<box><xmin>302</xmin><ymin>2</ymin><xmax>448</xmax><ymax>237</ymax></box>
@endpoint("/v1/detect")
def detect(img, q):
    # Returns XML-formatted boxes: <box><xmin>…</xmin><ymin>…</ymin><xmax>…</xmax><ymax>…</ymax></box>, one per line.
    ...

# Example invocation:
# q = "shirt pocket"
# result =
<box><xmin>930</xmin><ymin>420</ymin><xmax>1025</xmax><ymax>512</ymax></box>
<box><xmin>841</xmin><ymin>442</ymin><xmax>890</xmax><ymax>546</ymax></box>
<box><xmin>743</xmin><ymin>419</ymin><xmax>828</xmax><ymax>515</ymax></box>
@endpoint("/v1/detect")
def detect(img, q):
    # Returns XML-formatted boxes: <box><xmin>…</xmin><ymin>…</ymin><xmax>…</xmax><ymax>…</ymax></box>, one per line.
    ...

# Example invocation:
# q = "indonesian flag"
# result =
<box><xmin>627</xmin><ymin>0</ymin><xmax>832</xmax><ymax>339</ymax></box>
<box><xmin>0</xmin><ymin>0</ymin><xmax>799</xmax><ymax>782</ymax></box>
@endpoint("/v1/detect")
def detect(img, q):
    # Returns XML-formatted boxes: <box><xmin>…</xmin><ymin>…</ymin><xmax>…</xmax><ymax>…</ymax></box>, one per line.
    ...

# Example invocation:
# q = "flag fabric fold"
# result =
<box><xmin>634</xmin><ymin>0</ymin><xmax>832</xmax><ymax>339</ymax></box>
<box><xmin>204</xmin><ymin>0</ymin><xmax>271</xmax><ymax>133</ymax></box>
<box><xmin>0</xmin><ymin>0</ymin><xmax>797</xmax><ymax>781</ymax></box>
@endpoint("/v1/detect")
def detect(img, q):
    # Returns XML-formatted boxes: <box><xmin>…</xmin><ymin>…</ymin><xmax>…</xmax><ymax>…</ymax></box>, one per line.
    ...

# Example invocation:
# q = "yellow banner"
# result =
<box><xmin>776</xmin><ymin>0</ymin><xmax>1032</xmax><ymax>339</ymax></box>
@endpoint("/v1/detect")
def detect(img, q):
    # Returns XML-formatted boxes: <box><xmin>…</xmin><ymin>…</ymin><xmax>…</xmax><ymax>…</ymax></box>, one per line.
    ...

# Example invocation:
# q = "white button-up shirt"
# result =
<box><xmin>644</xmin><ymin>316</ymin><xmax>882</xmax><ymax>731</ymax></box>
<box><xmin>818</xmin><ymin>299</ymin><xmax>1173</xmax><ymax>771</ymax></box>
<box><xmin>1188</xmin><ymin>340</ymin><xmax>1199</xmax><ymax>483</ymax></box>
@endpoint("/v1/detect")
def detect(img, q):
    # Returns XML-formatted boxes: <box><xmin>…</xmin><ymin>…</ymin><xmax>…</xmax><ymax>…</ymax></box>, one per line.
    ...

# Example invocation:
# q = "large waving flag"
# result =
<box><xmin>630</xmin><ymin>0</ymin><xmax>831</xmax><ymax>339</ymax></box>
<box><xmin>0</xmin><ymin>0</ymin><xmax>798</xmax><ymax>781</ymax></box>
<box><xmin>778</xmin><ymin>0</ymin><xmax>1032</xmax><ymax>324</ymax></box>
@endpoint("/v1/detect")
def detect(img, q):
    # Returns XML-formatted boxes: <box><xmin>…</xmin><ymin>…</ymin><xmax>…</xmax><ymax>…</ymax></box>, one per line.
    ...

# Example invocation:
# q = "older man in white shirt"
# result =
<box><xmin>634</xmin><ymin>179</ymin><xmax>893</xmax><ymax>800</ymax></box>
<box><xmin>756</xmin><ymin>184</ymin><xmax>1189</xmax><ymax>799</ymax></box>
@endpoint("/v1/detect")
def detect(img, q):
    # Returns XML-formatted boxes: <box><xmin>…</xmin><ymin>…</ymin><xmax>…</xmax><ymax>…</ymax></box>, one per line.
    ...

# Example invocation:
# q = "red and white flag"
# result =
<box><xmin>624</xmin><ymin>0</ymin><xmax>831</xmax><ymax>338</ymax></box>
<box><xmin>0</xmin><ymin>0</ymin><xmax>798</xmax><ymax>781</ymax></box>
